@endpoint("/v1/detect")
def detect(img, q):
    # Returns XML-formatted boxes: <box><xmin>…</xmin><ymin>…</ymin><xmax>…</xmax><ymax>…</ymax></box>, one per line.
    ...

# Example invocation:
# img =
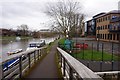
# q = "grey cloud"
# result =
<box><xmin>2</xmin><ymin>2</ymin><xmax>44</xmax><ymax>19</ymax></box>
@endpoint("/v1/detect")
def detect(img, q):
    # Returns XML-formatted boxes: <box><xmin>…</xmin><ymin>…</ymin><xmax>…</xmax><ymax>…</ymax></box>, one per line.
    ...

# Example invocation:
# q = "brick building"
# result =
<box><xmin>96</xmin><ymin>10</ymin><xmax>120</xmax><ymax>42</ymax></box>
<box><xmin>86</xmin><ymin>13</ymin><xmax>105</xmax><ymax>37</ymax></box>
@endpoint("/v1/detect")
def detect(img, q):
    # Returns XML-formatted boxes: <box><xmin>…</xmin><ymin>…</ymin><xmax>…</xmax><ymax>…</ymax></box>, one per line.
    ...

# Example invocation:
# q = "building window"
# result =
<box><xmin>103</xmin><ymin>26</ymin><xmax>104</xmax><ymax>30</ymax></box>
<box><xmin>108</xmin><ymin>16</ymin><xmax>110</xmax><ymax>20</ymax></box>
<box><xmin>108</xmin><ymin>34</ymin><xmax>109</xmax><ymax>39</ymax></box>
<box><xmin>110</xmin><ymin>34</ymin><xmax>112</xmax><ymax>40</ymax></box>
<box><xmin>103</xmin><ymin>34</ymin><xmax>104</xmax><ymax>39</ymax></box>
<box><xmin>113</xmin><ymin>34</ymin><xmax>115</xmax><ymax>40</ymax></box>
<box><xmin>106</xmin><ymin>17</ymin><xmax>107</xmax><ymax>20</ymax></box>
<box><xmin>101</xmin><ymin>34</ymin><xmax>103</xmax><ymax>39</ymax></box>
<box><xmin>105</xmin><ymin>34</ymin><xmax>106</xmax><ymax>39</ymax></box>
<box><xmin>108</xmin><ymin>25</ymin><xmax>110</xmax><ymax>29</ymax></box>
<box><xmin>97</xmin><ymin>34</ymin><xmax>100</xmax><ymax>38</ymax></box>
<box><xmin>117</xmin><ymin>34</ymin><xmax>119</xmax><ymax>40</ymax></box>
<box><xmin>103</xmin><ymin>17</ymin><xmax>104</xmax><ymax>21</ymax></box>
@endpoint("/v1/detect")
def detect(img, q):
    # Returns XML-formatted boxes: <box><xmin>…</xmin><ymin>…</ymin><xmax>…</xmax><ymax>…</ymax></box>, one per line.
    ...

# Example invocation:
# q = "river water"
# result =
<box><xmin>0</xmin><ymin>37</ymin><xmax>56</xmax><ymax>63</ymax></box>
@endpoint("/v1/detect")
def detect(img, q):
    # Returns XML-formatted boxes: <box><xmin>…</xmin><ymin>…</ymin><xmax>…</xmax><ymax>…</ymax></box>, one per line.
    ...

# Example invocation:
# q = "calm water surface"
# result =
<box><xmin>0</xmin><ymin>37</ymin><xmax>56</xmax><ymax>62</ymax></box>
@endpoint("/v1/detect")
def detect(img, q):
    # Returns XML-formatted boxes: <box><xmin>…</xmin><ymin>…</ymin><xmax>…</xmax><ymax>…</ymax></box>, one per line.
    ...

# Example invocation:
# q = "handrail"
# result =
<box><xmin>57</xmin><ymin>47</ymin><xmax>103</xmax><ymax>79</ymax></box>
<box><xmin>1</xmin><ymin>46</ymin><xmax>46</xmax><ymax>64</ymax></box>
<box><xmin>0</xmin><ymin>46</ymin><xmax>47</xmax><ymax>79</ymax></box>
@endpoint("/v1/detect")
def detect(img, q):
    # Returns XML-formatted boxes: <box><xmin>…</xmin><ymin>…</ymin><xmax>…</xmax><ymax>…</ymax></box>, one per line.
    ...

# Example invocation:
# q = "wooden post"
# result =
<box><xmin>28</xmin><ymin>53</ymin><xmax>31</xmax><ymax>69</ymax></box>
<box><xmin>19</xmin><ymin>56</ymin><xmax>22</xmax><ymax>78</ymax></box>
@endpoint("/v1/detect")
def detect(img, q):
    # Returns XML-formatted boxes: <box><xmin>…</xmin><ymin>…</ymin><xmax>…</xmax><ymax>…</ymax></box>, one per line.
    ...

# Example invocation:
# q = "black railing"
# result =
<box><xmin>58</xmin><ymin>42</ymin><xmax>120</xmax><ymax>72</ymax></box>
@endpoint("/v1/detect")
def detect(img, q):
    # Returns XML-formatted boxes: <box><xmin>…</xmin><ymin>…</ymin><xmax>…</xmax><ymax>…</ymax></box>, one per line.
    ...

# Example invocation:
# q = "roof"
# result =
<box><xmin>94</xmin><ymin>10</ymin><xmax>120</xmax><ymax>19</ymax></box>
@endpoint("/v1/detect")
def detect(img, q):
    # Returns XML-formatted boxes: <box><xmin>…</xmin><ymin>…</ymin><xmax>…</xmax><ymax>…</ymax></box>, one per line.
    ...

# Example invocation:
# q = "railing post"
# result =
<box><xmin>69</xmin><ymin>66</ymin><xmax>73</xmax><ymax>80</ymax></box>
<box><xmin>112</xmin><ymin>61</ymin><xmax>114</xmax><ymax>71</ymax></box>
<box><xmin>63</xmin><ymin>57</ymin><xmax>66</xmax><ymax>77</ymax></box>
<box><xmin>100</xmin><ymin>61</ymin><xmax>102</xmax><ymax>72</ymax></box>
<box><xmin>111</xmin><ymin>42</ymin><xmax>113</xmax><ymax>61</ymax></box>
<box><xmin>34</xmin><ymin>51</ymin><xmax>36</xmax><ymax>63</ymax></box>
<box><xmin>91</xmin><ymin>43</ymin><xmax>93</xmax><ymax>61</ymax></box>
<box><xmin>40</xmin><ymin>49</ymin><xmax>42</xmax><ymax>57</ymax></box>
<box><xmin>19</xmin><ymin>56</ymin><xmax>22</xmax><ymax>78</ymax></box>
<box><xmin>60</xmin><ymin>54</ymin><xmax>62</xmax><ymax>68</ymax></box>
<box><xmin>28</xmin><ymin>53</ymin><xmax>31</xmax><ymax>69</ymax></box>
<box><xmin>102</xmin><ymin>43</ymin><xmax>104</xmax><ymax>61</ymax></box>
<box><xmin>37</xmin><ymin>50</ymin><xmax>39</xmax><ymax>60</ymax></box>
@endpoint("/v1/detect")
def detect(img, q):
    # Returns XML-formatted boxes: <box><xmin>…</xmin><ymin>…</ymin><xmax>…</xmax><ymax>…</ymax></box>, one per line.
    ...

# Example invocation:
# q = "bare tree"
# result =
<box><xmin>17</xmin><ymin>24</ymin><xmax>29</xmax><ymax>36</ymax></box>
<box><xmin>45</xmin><ymin>0</ymin><xmax>85</xmax><ymax>38</ymax></box>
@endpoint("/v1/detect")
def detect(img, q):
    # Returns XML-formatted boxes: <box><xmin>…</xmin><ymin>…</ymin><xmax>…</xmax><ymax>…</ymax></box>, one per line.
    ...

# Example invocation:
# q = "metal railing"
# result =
<box><xmin>0</xmin><ymin>46</ymin><xmax>47</xmax><ymax>79</ymax></box>
<box><xmin>57</xmin><ymin>47</ymin><xmax>103</xmax><ymax>80</ymax></box>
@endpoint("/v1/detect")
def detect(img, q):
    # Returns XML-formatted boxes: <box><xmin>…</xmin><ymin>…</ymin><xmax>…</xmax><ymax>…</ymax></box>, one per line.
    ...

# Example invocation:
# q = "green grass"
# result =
<box><xmin>58</xmin><ymin>38</ymin><xmax>65</xmax><ymax>44</ymax></box>
<box><xmin>72</xmin><ymin>49</ymin><xmax>120</xmax><ymax>61</ymax></box>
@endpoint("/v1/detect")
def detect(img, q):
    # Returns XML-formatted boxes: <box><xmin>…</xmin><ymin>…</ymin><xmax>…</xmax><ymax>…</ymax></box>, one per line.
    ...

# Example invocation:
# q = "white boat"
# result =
<box><xmin>7</xmin><ymin>49</ymin><xmax>23</xmax><ymax>56</ymax></box>
<box><xmin>26</xmin><ymin>39</ymin><xmax>45</xmax><ymax>50</ymax></box>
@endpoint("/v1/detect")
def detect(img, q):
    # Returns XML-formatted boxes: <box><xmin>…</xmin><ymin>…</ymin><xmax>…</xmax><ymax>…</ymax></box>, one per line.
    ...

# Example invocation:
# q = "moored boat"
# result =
<box><xmin>7</xmin><ymin>49</ymin><xmax>23</xmax><ymax>56</ymax></box>
<box><xmin>26</xmin><ymin>39</ymin><xmax>45</xmax><ymax>50</ymax></box>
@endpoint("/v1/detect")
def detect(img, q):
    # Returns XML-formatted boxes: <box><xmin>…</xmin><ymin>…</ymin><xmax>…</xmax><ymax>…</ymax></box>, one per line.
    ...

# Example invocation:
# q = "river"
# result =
<box><xmin>0</xmin><ymin>37</ymin><xmax>56</xmax><ymax>63</ymax></box>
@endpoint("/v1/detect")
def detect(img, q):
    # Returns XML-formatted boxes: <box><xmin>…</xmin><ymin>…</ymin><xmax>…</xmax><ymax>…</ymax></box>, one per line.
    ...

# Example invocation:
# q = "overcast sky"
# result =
<box><xmin>0</xmin><ymin>0</ymin><xmax>119</xmax><ymax>31</ymax></box>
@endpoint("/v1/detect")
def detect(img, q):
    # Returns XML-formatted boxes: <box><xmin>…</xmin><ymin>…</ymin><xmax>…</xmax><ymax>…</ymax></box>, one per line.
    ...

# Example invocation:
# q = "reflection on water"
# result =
<box><xmin>0</xmin><ymin>37</ymin><xmax>56</xmax><ymax>62</ymax></box>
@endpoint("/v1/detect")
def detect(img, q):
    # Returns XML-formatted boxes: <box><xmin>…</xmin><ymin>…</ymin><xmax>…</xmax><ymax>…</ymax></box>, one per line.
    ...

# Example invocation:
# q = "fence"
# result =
<box><xmin>0</xmin><ymin>47</ymin><xmax>47</xmax><ymax>79</ymax></box>
<box><xmin>58</xmin><ymin>41</ymin><xmax>120</xmax><ymax>72</ymax></box>
<box><xmin>57</xmin><ymin>47</ymin><xmax>103</xmax><ymax>80</ymax></box>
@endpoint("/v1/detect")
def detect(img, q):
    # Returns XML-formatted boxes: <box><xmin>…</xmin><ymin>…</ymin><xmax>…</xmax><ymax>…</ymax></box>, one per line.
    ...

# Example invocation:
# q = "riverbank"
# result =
<box><xmin>0</xmin><ymin>36</ymin><xmax>33</xmax><ymax>41</ymax></box>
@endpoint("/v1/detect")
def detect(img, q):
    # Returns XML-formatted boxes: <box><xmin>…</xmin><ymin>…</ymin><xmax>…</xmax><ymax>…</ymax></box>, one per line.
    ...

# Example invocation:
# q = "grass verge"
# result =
<box><xmin>55</xmin><ymin>52</ymin><xmax>63</xmax><ymax>79</ymax></box>
<box><xmin>72</xmin><ymin>49</ymin><xmax>120</xmax><ymax>61</ymax></box>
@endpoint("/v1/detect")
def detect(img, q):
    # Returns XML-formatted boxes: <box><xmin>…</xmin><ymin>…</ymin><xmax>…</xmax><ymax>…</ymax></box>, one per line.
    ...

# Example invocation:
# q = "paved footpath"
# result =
<box><xmin>26</xmin><ymin>41</ymin><xmax>59</xmax><ymax>78</ymax></box>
